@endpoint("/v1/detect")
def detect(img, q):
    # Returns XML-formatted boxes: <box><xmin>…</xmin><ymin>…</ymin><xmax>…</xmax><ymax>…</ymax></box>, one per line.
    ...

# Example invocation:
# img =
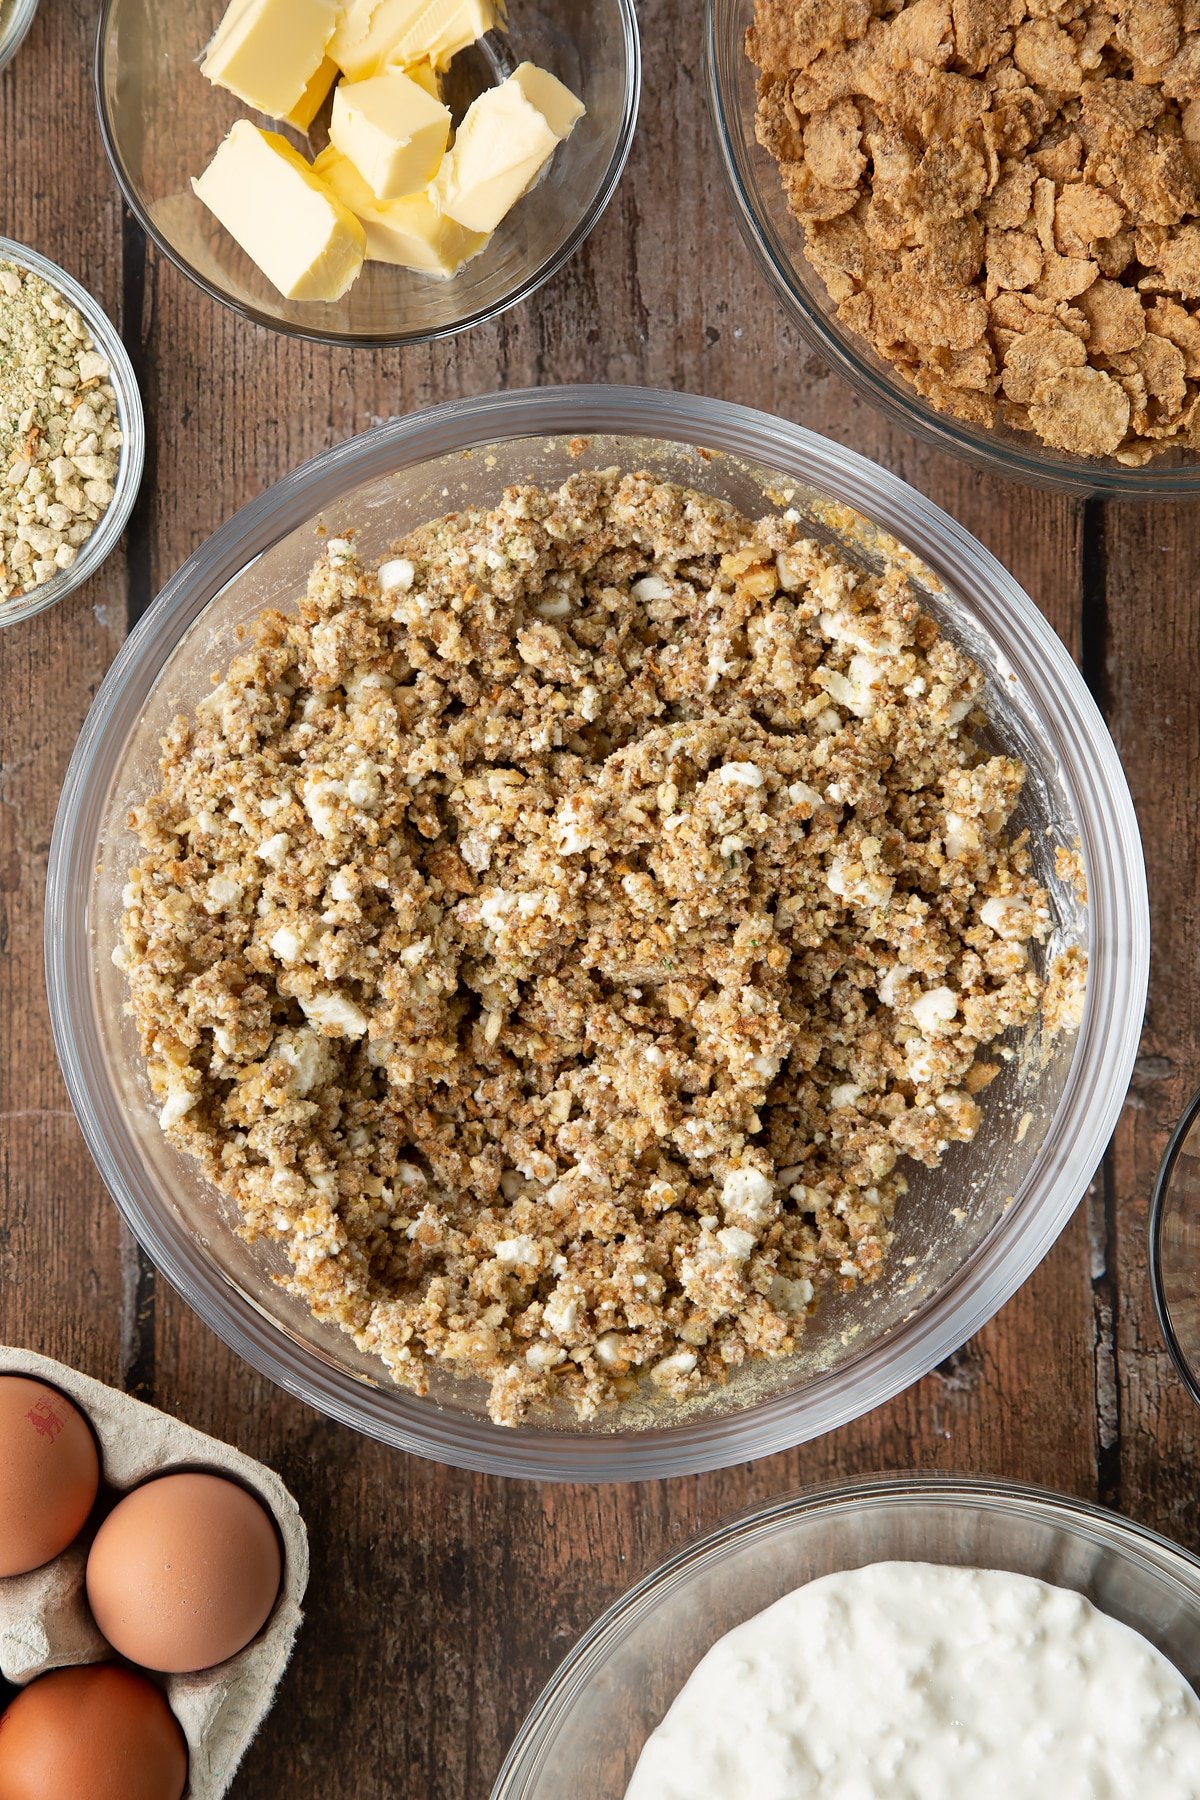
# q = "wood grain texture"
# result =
<box><xmin>0</xmin><ymin>1</ymin><xmax>1188</xmax><ymax>1795</ymax></box>
<box><xmin>1100</xmin><ymin>500</ymin><xmax>1200</xmax><ymax>1545</ymax></box>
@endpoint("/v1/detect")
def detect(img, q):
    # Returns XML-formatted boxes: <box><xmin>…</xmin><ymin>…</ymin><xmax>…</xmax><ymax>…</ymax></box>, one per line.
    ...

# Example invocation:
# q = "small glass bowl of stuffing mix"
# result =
<box><xmin>0</xmin><ymin>239</ymin><xmax>144</xmax><ymax>628</ymax></box>
<box><xmin>707</xmin><ymin>0</ymin><xmax>1200</xmax><ymax>497</ymax></box>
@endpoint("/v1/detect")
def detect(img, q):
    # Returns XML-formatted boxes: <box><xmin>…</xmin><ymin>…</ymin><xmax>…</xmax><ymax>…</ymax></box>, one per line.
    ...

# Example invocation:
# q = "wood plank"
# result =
<box><xmin>1099</xmin><ymin>500</ymin><xmax>1200</xmax><ymax>1545</ymax></box>
<box><xmin>0</xmin><ymin>0</ymin><xmax>134</xmax><ymax>1388</ymax></box>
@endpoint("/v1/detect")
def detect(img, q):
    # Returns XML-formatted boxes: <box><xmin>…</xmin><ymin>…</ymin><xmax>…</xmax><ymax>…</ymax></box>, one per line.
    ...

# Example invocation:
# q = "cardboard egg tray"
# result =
<box><xmin>0</xmin><ymin>1346</ymin><xmax>309</xmax><ymax>1797</ymax></box>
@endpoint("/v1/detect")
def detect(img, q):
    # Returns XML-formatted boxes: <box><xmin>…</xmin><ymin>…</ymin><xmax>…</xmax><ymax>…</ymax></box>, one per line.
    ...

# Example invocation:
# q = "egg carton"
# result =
<box><xmin>0</xmin><ymin>1346</ymin><xmax>309</xmax><ymax>1798</ymax></box>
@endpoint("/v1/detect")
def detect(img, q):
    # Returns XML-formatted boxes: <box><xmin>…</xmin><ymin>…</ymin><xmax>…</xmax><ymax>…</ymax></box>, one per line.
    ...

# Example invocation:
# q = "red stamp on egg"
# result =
<box><xmin>25</xmin><ymin>1400</ymin><xmax>64</xmax><ymax>1441</ymax></box>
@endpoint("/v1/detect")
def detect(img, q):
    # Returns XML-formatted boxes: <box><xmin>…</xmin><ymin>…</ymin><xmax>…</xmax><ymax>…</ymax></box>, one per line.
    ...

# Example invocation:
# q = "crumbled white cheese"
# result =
<box><xmin>945</xmin><ymin>811</ymin><xmax>981</xmax><ymax>859</ymax></box>
<box><xmin>826</xmin><ymin>856</ymin><xmax>894</xmax><ymax>908</ymax></box>
<box><xmin>300</xmin><ymin>991</ymin><xmax>369</xmax><ymax>1038</ymax></box>
<box><xmin>480</xmin><ymin>889</ymin><xmax>514</xmax><ymax>931</ymax></box>
<box><xmin>595</xmin><ymin>1332</ymin><xmax>628</xmax><ymax>1368</ymax></box>
<box><xmin>878</xmin><ymin>963</ymin><xmax>911</xmax><ymax>1007</ymax></box>
<box><xmin>204</xmin><ymin>874</ymin><xmax>242</xmax><ymax>912</ymax></box>
<box><xmin>718</xmin><ymin>761</ymin><xmax>765</xmax><ymax>788</ymax></box>
<box><xmin>721</xmin><ymin>1165</ymin><xmax>777</xmax><ymax>1228</ymax></box>
<box><xmin>543</xmin><ymin>1289</ymin><xmax>580</xmax><ymax>1336</ymax></box>
<box><xmin>256</xmin><ymin>832</ymin><xmax>290</xmax><ymax>868</ymax></box>
<box><xmin>769</xmin><ymin>1273</ymin><xmax>815</xmax><ymax>1316</ymax></box>
<box><xmin>159</xmin><ymin>1089</ymin><xmax>197</xmax><ymax>1129</ymax></box>
<box><xmin>787</xmin><ymin>780</ymin><xmax>823</xmax><ymax>809</ymax></box>
<box><xmin>378</xmin><ymin>557</ymin><xmax>415</xmax><ymax>593</ymax></box>
<box><xmin>270</xmin><ymin>923</ymin><xmax>306</xmax><ymax>963</ymax></box>
<box><xmin>633</xmin><ymin>574</ymin><xmax>672</xmax><ymax>601</ymax></box>
<box><xmin>911</xmin><ymin>986</ymin><xmax>958</xmax><ymax>1034</ymax></box>
<box><xmin>494</xmin><ymin>1235</ymin><xmax>539</xmax><ymax>1267</ymax></box>
<box><xmin>303</xmin><ymin>776</ymin><xmax>346</xmax><ymax>840</ymax></box>
<box><xmin>275</xmin><ymin>1028</ymin><xmax>329</xmax><ymax>1096</ymax></box>
<box><xmin>651</xmin><ymin>1349</ymin><xmax>697</xmax><ymax>1383</ymax></box>
<box><xmin>980</xmin><ymin>894</ymin><xmax>1034</xmax><ymax>940</ymax></box>
<box><xmin>716</xmin><ymin>1226</ymin><xmax>756</xmax><ymax>1263</ymax></box>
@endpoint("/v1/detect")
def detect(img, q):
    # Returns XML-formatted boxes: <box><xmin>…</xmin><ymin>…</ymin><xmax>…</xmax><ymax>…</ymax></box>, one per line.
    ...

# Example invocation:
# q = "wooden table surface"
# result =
<box><xmin>2</xmin><ymin>3</ymin><xmax>1198</xmax><ymax>1794</ymax></box>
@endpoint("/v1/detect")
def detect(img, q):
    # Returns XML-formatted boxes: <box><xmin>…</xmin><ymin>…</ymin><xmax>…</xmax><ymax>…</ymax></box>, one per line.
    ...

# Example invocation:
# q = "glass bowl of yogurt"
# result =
<box><xmin>493</xmin><ymin>1475</ymin><xmax>1200</xmax><ymax>1798</ymax></box>
<box><xmin>93</xmin><ymin>0</ymin><xmax>640</xmax><ymax>347</ymax></box>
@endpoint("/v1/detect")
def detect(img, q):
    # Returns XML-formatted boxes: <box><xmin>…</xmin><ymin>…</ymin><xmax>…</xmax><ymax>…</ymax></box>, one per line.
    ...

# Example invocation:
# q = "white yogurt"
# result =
<box><xmin>624</xmin><ymin>1562</ymin><xmax>1200</xmax><ymax>1800</ymax></box>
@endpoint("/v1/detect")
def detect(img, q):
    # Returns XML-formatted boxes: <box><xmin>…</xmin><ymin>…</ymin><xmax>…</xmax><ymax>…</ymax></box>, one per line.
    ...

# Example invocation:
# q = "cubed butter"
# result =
<box><xmin>330</xmin><ymin>0</ymin><xmax>499</xmax><ymax>81</ymax></box>
<box><xmin>201</xmin><ymin>0</ymin><xmax>339</xmax><ymax>120</ymax></box>
<box><xmin>434</xmin><ymin>61</ymin><xmax>585</xmax><ymax>235</ymax></box>
<box><xmin>283</xmin><ymin>56</ymin><xmax>340</xmax><ymax>131</ymax></box>
<box><xmin>330</xmin><ymin>69</ymin><xmax>451</xmax><ymax>201</ymax></box>
<box><xmin>394</xmin><ymin>58</ymin><xmax>441</xmax><ymax>99</ymax></box>
<box><xmin>314</xmin><ymin>147</ymin><xmax>485</xmax><ymax>274</ymax></box>
<box><xmin>193</xmin><ymin>122</ymin><xmax>366</xmax><ymax>302</ymax></box>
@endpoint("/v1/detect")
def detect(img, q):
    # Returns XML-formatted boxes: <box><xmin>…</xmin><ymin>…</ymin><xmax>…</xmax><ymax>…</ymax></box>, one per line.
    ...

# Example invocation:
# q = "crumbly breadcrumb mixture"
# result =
<box><xmin>0</xmin><ymin>260</ymin><xmax>122</xmax><ymax>601</ymax></box>
<box><xmin>748</xmin><ymin>0</ymin><xmax>1200</xmax><ymax>463</ymax></box>
<box><xmin>120</xmin><ymin>472</ymin><xmax>1062</xmax><ymax>1425</ymax></box>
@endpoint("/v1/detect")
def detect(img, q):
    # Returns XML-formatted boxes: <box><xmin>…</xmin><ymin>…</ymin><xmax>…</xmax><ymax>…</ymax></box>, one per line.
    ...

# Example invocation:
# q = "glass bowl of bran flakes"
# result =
<box><xmin>707</xmin><ymin>0</ymin><xmax>1200</xmax><ymax>498</ymax></box>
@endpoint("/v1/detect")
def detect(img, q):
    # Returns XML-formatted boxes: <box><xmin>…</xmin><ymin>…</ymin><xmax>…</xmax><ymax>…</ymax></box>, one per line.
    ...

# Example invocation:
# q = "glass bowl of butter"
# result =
<box><xmin>94</xmin><ymin>0</ymin><xmax>640</xmax><ymax>345</ymax></box>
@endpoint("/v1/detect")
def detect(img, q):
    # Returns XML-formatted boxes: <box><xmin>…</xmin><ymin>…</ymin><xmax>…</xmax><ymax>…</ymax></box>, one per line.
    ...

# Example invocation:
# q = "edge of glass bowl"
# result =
<box><xmin>92</xmin><ymin>0</ymin><xmax>642</xmax><ymax>351</ymax></box>
<box><xmin>0</xmin><ymin>235</ymin><xmax>145</xmax><ymax>630</ymax></box>
<box><xmin>45</xmin><ymin>385</ymin><xmax>1149</xmax><ymax>1481</ymax></box>
<box><xmin>490</xmin><ymin>1473</ymin><xmax>1200</xmax><ymax>1797</ymax></box>
<box><xmin>1148</xmin><ymin>1084</ymin><xmax>1200</xmax><ymax>1412</ymax></box>
<box><xmin>701</xmin><ymin>0</ymin><xmax>1200</xmax><ymax>500</ymax></box>
<box><xmin>0</xmin><ymin>0</ymin><xmax>39</xmax><ymax>75</ymax></box>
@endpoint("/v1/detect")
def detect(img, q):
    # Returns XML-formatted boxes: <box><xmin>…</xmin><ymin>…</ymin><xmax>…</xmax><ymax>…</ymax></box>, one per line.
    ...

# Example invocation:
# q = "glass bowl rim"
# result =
<box><xmin>701</xmin><ymin>0</ymin><xmax>1200</xmax><ymax>500</ymax></box>
<box><xmin>1148</xmin><ymin>1083</ymin><xmax>1200</xmax><ymax>1411</ymax></box>
<box><xmin>45</xmin><ymin>383</ymin><xmax>1149</xmax><ymax>1481</ymax></box>
<box><xmin>91</xmin><ymin>0</ymin><xmax>643</xmax><ymax>350</ymax></box>
<box><xmin>490</xmin><ymin>1470</ymin><xmax>1200</xmax><ymax>1798</ymax></box>
<box><xmin>0</xmin><ymin>234</ymin><xmax>145</xmax><ymax>630</ymax></box>
<box><xmin>0</xmin><ymin>0</ymin><xmax>39</xmax><ymax>75</ymax></box>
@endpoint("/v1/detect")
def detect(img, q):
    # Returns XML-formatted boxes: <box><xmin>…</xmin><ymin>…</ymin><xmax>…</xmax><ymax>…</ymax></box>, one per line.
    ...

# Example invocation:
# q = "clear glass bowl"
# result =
<box><xmin>45</xmin><ymin>385</ymin><xmax>1148</xmax><ymax>1481</ymax></box>
<box><xmin>1149</xmin><ymin>1087</ymin><xmax>1200</xmax><ymax>1409</ymax></box>
<box><xmin>0</xmin><ymin>0</ymin><xmax>38</xmax><ymax>74</ymax></box>
<box><xmin>704</xmin><ymin>0</ymin><xmax>1200</xmax><ymax>499</ymax></box>
<box><xmin>492</xmin><ymin>1475</ymin><xmax>1200</xmax><ymax>1797</ymax></box>
<box><xmin>94</xmin><ymin>0</ymin><xmax>640</xmax><ymax>347</ymax></box>
<box><xmin>0</xmin><ymin>237</ymin><xmax>145</xmax><ymax>631</ymax></box>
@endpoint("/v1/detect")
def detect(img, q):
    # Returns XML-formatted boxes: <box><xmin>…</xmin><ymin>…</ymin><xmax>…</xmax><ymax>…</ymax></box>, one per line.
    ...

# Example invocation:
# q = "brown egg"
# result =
<box><xmin>85</xmin><ymin>1471</ymin><xmax>282</xmax><ymax>1673</ymax></box>
<box><xmin>0</xmin><ymin>1664</ymin><xmax>187</xmax><ymax>1800</ymax></box>
<box><xmin>0</xmin><ymin>1376</ymin><xmax>100</xmax><ymax>1577</ymax></box>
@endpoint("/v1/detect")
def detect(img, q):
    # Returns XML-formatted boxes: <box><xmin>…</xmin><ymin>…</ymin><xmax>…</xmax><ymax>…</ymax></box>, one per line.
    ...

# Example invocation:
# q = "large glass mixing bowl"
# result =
<box><xmin>46</xmin><ymin>386</ymin><xmax>1147</xmax><ymax>1480</ymax></box>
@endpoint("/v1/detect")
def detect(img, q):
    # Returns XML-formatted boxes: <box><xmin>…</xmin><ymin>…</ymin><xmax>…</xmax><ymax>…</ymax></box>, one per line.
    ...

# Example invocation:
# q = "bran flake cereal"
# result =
<box><xmin>749</xmin><ymin>0</ymin><xmax>1200</xmax><ymax>463</ymax></box>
